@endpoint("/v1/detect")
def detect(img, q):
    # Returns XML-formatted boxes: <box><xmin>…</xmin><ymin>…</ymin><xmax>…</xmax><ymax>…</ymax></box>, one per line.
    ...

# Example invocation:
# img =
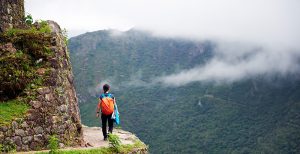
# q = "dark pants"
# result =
<box><xmin>101</xmin><ymin>113</ymin><xmax>114</xmax><ymax>139</ymax></box>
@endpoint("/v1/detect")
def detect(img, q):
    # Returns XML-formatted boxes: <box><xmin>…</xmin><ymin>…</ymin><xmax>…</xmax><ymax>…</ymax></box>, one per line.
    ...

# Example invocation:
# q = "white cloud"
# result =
<box><xmin>156</xmin><ymin>42</ymin><xmax>300</xmax><ymax>86</ymax></box>
<box><xmin>25</xmin><ymin>0</ymin><xmax>300</xmax><ymax>86</ymax></box>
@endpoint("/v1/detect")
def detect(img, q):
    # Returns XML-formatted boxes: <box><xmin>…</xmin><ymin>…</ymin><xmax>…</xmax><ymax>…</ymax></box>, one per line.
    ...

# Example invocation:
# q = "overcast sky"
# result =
<box><xmin>26</xmin><ymin>0</ymin><xmax>300</xmax><ymax>86</ymax></box>
<box><xmin>25</xmin><ymin>0</ymin><xmax>300</xmax><ymax>47</ymax></box>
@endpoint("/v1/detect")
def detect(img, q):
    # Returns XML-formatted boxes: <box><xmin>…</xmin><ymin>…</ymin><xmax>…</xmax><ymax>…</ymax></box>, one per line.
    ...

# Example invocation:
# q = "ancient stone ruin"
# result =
<box><xmin>0</xmin><ymin>0</ymin><xmax>83</xmax><ymax>151</ymax></box>
<box><xmin>0</xmin><ymin>0</ymin><xmax>25</xmax><ymax>32</ymax></box>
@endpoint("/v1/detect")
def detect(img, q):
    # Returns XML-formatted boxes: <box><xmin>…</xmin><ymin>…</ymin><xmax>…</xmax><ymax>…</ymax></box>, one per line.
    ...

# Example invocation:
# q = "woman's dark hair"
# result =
<box><xmin>103</xmin><ymin>84</ymin><xmax>110</xmax><ymax>93</ymax></box>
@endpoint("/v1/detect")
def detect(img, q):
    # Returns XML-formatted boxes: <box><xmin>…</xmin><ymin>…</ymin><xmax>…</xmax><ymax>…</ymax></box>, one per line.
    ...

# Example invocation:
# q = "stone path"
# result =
<box><xmin>17</xmin><ymin>126</ymin><xmax>139</xmax><ymax>154</ymax></box>
<box><xmin>82</xmin><ymin>126</ymin><xmax>138</xmax><ymax>147</ymax></box>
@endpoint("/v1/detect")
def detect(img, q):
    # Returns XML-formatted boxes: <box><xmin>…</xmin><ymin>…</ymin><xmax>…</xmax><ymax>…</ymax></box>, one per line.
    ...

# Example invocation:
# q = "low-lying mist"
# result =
<box><xmin>156</xmin><ymin>42</ymin><xmax>300</xmax><ymax>86</ymax></box>
<box><xmin>93</xmin><ymin>38</ymin><xmax>300</xmax><ymax>90</ymax></box>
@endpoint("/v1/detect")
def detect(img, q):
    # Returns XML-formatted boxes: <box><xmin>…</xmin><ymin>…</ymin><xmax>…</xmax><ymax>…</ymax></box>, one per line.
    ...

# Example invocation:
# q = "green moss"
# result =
<box><xmin>0</xmin><ymin>99</ymin><xmax>29</xmax><ymax>126</ymax></box>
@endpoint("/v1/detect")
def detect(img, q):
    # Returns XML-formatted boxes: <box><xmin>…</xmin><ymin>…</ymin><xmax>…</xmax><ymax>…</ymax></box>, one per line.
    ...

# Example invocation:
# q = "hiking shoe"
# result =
<box><xmin>104</xmin><ymin>137</ymin><xmax>107</xmax><ymax>141</ymax></box>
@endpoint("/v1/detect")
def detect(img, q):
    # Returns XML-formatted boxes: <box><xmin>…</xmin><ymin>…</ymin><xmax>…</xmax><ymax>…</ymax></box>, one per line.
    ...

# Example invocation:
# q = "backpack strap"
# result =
<box><xmin>100</xmin><ymin>93</ymin><xmax>105</xmax><ymax>100</ymax></box>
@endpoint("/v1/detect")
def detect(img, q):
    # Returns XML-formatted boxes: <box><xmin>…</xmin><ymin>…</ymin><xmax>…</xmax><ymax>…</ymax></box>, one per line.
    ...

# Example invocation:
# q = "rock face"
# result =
<box><xmin>0</xmin><ymin>21</ymin><xmax>83</xmax><ymax>151</ymax></box>
<box><xmin>0</xmin><ymin>0</ymin><xmax>25</xmax><ymax>32</ymax></box>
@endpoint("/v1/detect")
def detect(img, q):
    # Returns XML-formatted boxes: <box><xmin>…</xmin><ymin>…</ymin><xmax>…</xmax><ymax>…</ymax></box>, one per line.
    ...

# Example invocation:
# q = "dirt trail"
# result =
<box><xmin>17</xmin><ymin>126</ymin><xmax>139</xmax><ymax>154</ymax></box>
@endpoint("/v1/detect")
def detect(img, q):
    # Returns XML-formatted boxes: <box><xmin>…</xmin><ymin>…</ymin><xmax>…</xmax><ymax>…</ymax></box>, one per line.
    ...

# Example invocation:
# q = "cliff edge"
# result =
<box><xmin>17</xmin><ymin>127</ymin><xmax>148</xmax><ymax>154</ymax></box>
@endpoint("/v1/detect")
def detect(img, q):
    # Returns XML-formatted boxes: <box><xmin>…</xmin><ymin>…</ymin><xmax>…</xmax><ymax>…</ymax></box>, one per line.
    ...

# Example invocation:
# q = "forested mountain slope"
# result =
<box><xmin>69</xmin><ymin>29</ymin><xmax>300</xmax><ymax>153</ymax></box>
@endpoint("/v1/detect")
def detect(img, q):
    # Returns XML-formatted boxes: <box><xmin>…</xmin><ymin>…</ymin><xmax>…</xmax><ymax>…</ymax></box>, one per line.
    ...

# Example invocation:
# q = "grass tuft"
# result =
<box><xmin>0</xmin><ymin>99</ymin><xmax>29</xmax><ymax>126</ymax></box>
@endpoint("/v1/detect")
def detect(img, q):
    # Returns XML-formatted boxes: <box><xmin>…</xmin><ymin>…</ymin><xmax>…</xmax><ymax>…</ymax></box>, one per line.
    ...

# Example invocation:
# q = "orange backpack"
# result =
<box><xmin>100</xmin><ymin>94</ymin><xmax>114</xmax><ymax>115</ymax></box>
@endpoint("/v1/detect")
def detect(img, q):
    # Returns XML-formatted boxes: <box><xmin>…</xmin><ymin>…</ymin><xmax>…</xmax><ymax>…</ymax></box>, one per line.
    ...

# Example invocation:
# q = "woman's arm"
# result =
<box><xmin>96</xmin><ymin>99</ymin><xmax>101</xmax><ymax>117</ymax></box>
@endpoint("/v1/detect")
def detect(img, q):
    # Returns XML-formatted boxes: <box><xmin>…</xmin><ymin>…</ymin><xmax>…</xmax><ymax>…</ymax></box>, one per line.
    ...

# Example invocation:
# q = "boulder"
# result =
<box><xmin>15</xmin><ymin>129</ymin><xmax>26</xmax><ymax>137</ymax></box>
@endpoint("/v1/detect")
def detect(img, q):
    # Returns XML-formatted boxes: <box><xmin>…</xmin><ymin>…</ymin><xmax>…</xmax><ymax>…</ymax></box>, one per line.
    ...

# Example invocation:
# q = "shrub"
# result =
<box><xmin>25</xmin><ymin>14</ymin><xmax>33</xmax><ymax>25</ymax></box>
<box><xmin>38</xmin><ymin>20</ymin><xmax>51</xmax><ymax>33</ymax></box>
<box><xmin>48</xmin><ymin>135</ymin><xmax>59</xmax><ymax>154</ymax></box>
<box><xmin>62</xmin><ymin>28</ymin><xmax>68</xmax><ymax>45</ymax></box>
<box><xmin>1</xmin><ymin>142</ymin><xmax>16</xmax><ymax>153</ymax></box>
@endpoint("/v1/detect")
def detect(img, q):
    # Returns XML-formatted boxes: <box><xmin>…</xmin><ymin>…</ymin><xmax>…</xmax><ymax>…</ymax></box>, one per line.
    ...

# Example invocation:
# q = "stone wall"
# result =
<box><xmin>0</xmin><ymin>0</ymin><xmax>25</xmax><ymax>32</ymax></box>
<box><xmin>0</xmin><ymin>21</ymin><xmax>83</xmax><ymax>151</ymax></box>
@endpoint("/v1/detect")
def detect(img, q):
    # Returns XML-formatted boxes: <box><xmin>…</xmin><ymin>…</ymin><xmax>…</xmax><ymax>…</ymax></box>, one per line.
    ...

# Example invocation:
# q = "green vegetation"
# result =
<box><xmin>25</xmin><ymin>14</ymin><xmax>33</xmax><ymax>25</ymax></box>
<box><xmin>69</xmin><ymin>29</ymin><xmax>300</xmax><ymax>153</ymax></box>
<box><xmin>62</xmin><ymin>28</ymin><xmax>68</xmax><ymax>45</ymax></box>
<box><xmin>0</xmin><ymin>20</ymin><xmax>53</xmax><ymax>126</ymax></box>
<box><xmin>48</xmin><ymin>135</ymin><xmax>59</xmax><ymax>154</ymax></box>
<box><xmin>0</xmin><ymin>21</ymin><xmax>53</xmax><ymax>100</ymax></box>
<box><xmin>38</xmin><ymin>148</ymin><xmax>113</xmax><ymax>154</ymax></box>
<box><xmin>37</xmin><ymin>140</ymin><xmax>146</xmax><ymax>154</ymax></box>
<box><xmin>0</xmin><ymin>99</ymin><xmax>29</xmax><ymax>126</ymax></box>
<box><xmin>108</xmin><ymin>134</ymin><xmax>121</xmax><ymax>152</ymax></box>
<box><xmin>37</xmin><ymin>20</ymin><xmax>51</xmax><ymax>34</ymax></box>
<box><xmin>0</xmin><ymin>142</ymin><xmax>16</xmax><ymax>153</ymax></box>
<box><xmin>5</xmin><ymin>21</ymin><xmax>51</xmax><ymax>37</ymax></box>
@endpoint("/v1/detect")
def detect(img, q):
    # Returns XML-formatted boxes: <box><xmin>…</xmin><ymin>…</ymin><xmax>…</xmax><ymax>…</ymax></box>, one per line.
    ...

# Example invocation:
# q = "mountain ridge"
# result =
<box><xmin>69</xmin><ymin>29</ymin><xmax>300</xmax><ymax>153</ymax></box>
